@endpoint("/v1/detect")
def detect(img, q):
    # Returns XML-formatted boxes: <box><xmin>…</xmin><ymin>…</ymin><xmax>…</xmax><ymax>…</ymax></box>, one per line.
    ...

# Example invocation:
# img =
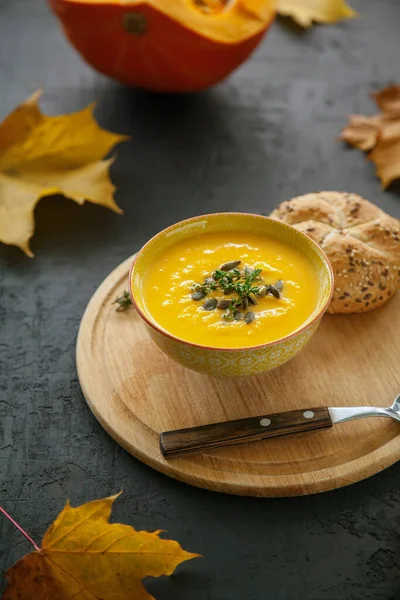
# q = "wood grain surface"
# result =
<box><xmin>76</xmin><ymin>255</ymin><xmax>400</xmax><ymax>497</ymax></box>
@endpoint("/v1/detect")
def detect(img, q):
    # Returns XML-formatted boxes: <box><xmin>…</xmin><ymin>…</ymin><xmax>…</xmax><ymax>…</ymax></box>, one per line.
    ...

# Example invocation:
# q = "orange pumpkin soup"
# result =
<box><xmin>141</xmin><ymin>231</ymin><xmax>320</xmax><ymax>348</ymax></box>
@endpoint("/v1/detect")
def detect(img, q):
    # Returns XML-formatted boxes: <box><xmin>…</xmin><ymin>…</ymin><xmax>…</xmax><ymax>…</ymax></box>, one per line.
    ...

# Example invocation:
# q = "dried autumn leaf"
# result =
<box><xmin>278</xmin><ymin>0</ymin><xmax>357</xmax><ymax>27</ymax></box>
<box><xmin>339</xmin><ymin>114</ymin><xmax>382</xmax><ymax>151</ymax></box>
<box><xmin>0</xmin><ymin>91</ymin><xmax>128</xmax><ymax>256</ymax></box>
<box><xmin>2</xmin><ymin>494</ymin><xmax>199</xmax><ymax>600</ymax></box>
<box><xmin>372</xmin><ymin>84</ymin><xmax>400</xmax><ymax>112</ymax></box>
<box><xmin>340</xmin><ymin>83</ymin><xmax>400</xmax><ymax>189</ymax></box>
<box><xmin>369</xmin><ymin>111</ymin><xmax>400</xmax><ymax>189</ymax></box>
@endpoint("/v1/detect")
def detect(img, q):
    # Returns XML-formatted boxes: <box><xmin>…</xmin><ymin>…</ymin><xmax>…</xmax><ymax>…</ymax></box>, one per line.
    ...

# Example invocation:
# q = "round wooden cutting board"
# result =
<box><xmin>76</xmin><ymin>256</ymin><xmax>400</xmax><ymax>497</ymax></box>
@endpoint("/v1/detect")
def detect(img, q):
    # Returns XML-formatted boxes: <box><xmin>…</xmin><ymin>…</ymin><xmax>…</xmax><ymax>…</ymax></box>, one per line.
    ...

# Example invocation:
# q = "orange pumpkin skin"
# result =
<box><xmin>49</xmin><ymin>1</ymin><xmax>276</xmax><ymax>92</ymax></box>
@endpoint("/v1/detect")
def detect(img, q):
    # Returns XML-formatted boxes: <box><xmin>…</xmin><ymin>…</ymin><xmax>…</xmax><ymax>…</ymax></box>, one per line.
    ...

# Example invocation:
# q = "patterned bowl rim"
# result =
<box><xmin>129</xmin><ymin>212</ymin><xmax>334</xmax><ymax>353</ymax></box>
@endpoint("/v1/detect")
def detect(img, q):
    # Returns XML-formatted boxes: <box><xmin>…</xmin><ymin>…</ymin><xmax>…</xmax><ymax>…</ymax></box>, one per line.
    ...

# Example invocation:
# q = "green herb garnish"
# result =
<box><xmin>190</xmin><ymin>261</ymin><xmax>283</xmax><ymax>324</ymax></box>
<box><xmin>113</xmin><ymin>290</ymin><xmax>133</xmax><ymax>311</ymax></box>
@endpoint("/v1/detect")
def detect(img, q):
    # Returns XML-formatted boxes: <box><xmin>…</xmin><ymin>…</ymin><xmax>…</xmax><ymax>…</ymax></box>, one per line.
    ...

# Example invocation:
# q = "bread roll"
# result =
<box><xmin>270</xmin><ymin>191</ymin><xmax>400</xmax><ymax>314</ymax></box>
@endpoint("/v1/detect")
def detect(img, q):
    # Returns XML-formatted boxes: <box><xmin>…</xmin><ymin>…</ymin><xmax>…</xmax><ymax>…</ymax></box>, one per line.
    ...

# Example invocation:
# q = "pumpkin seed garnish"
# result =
<box><xmin>255</xmin><ymin>286</ymin><xmax>267</xmax><ymax>298</ymax></box>
<box><xmin>220</xmin><ymin>260</ymin><xmax>241</xmax><ymax>271</ymax></box>
<box><xmin>191</xmin><ymin>290</ymin><xmax>207</xmax><ymax>301</ymax></box>
<box><xmin>189</xmin><ymin>261</ymin><xmax>284</xmax><ymax>324</ymax></box>
<box><xmin>245</xmin><ymin>311</ymin><xmax>255</xmax><ymax>324</ymax></box>
<box><xmin>203</xmin><ymin>298</ymin><xmax>218</xmax><ymax>311</ymax></box>
<box><xmin>269</xmin><ymin>285</ymin><xmax>281</xmax><ymax>299</ymax></box>
<box><xmin>217</xmin><ymin>299</ymin><xmax>231</xmax><ymax>310</ymax></box>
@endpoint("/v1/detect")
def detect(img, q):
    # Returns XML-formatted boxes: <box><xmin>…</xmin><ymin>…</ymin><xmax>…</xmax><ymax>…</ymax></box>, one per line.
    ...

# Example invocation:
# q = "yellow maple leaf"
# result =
<box><xmin>0</xmin><ymin>91</ymin><xmax>128</xmax><ymax>256</ymax></box>
<box><xmin>278</xmin><ymin>0</ymin><xmax>357</xmax><ymax>27</ymax></box>
<box><xmin>2</xmin><ymin>494</ymin><xmax>200</xmax><ymax>600</ymax></box>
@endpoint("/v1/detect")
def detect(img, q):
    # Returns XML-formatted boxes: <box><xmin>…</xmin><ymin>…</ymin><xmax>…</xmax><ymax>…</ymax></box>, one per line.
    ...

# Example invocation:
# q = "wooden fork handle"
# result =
<box><xmin>160</xmin><ymin>406</ymin><xmax>332</xmax><ymax>458</ymax></box>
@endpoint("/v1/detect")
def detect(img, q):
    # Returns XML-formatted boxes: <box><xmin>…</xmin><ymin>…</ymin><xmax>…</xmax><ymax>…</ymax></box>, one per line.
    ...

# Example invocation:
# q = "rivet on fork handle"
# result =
<box><xmin>160</xmin><ymin>407</ymin><xmax>332</xmax><ymax>458</ymax></box>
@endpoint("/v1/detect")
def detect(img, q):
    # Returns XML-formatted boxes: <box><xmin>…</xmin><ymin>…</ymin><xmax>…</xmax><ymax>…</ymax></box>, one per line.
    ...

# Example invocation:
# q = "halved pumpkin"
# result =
<box><xmin>49</xmin><ymin>0</ymin><xmax>276</xmax><ymax>92</ymax></box>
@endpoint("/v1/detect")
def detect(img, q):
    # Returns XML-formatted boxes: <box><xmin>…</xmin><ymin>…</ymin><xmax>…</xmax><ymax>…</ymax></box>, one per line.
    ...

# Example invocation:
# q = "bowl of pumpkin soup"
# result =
<box><xmin>129</xmin><ymin>213</ymin><xmax>333</xmax><ymax>377</ymax></box>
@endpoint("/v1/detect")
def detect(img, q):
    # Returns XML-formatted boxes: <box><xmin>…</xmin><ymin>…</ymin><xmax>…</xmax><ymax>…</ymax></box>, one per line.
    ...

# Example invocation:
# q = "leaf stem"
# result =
<box><xmin>0</xmin><ymin>505</ymin><xmax>40</xmax><ymax>551</ymax></box>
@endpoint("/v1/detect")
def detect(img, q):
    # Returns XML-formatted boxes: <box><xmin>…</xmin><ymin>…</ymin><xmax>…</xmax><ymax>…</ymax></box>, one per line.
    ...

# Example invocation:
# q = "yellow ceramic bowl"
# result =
<box><xmin>129</xmin><ymin>213</ymin><xmax>333</xmax><ymax>377</ymax></box>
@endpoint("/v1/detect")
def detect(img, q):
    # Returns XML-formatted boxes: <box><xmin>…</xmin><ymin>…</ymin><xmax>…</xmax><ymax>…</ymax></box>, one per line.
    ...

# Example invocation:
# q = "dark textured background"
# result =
<box><xmin>1</xmin><ymin>1</ymin><xmax>400</xmax><ymax>598</ymax></box>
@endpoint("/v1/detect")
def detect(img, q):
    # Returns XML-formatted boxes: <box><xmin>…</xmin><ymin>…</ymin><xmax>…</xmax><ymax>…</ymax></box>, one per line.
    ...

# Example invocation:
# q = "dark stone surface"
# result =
<box><xmin>1</xmin><ymin>0</ymin><xmax>400</xmax><ymax>598</ymax></box>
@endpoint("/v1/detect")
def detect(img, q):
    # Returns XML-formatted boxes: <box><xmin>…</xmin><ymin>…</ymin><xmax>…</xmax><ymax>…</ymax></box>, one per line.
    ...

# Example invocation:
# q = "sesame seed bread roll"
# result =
<box><xmin>270</xmin><ymin>192</ymin><xmax>400</xmax><ymax>314</ymax></box>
